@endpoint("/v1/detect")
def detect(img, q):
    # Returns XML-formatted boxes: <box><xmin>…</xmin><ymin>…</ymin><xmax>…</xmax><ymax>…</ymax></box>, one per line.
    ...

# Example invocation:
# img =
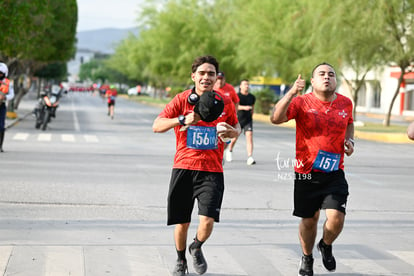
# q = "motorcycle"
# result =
<box><xmin>34</xmin><ymin>86</ymin><xmax>61</xmax><ymax>130</ymax></box>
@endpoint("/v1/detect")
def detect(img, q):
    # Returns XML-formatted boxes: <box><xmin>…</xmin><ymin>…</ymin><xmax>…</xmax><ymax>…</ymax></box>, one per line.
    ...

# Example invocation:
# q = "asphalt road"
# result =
<box><xmin>0</xmin><ymin>91</ymin><xmax>413</xmax><ymax>276</ymax></box>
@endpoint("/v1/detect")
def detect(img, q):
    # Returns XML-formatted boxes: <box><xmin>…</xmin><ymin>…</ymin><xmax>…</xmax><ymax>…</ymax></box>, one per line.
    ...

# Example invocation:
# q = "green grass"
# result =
<box><xmin>355</xmin><ymin>122</ymin><xmax>407</xmax><ymax>133</ymax></box>
<box><xmin>128</xmin><ymin>95</ymin><xmax>170</xmax><ymax>105</ymax></box>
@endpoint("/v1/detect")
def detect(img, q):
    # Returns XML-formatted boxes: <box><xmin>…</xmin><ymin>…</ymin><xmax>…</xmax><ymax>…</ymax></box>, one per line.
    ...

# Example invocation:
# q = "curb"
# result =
<box><xmin>6</xmin><ymin>111</ymin><xmax>17</xmax><ymax>119</ymax></box>
<box><xmin>5</xmin><ymin>112</ymin><xmax>33</xmax><ymax>130</ymax></box>
<box><xmin>354</xmin><ymin>131</ymin><xmax>413</xmax><ymax>144</ymax></box>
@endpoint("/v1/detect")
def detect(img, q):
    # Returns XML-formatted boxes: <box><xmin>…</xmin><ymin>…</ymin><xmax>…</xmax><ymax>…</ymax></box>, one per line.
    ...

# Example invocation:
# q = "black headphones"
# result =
<box><xmin>187</xmin><ymin>87</ymin><xmax>200</xmax><ymax>105</ymax></box>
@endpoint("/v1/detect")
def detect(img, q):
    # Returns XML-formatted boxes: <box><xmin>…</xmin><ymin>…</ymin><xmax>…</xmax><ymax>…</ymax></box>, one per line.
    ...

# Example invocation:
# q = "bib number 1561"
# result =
<box><xmin>187</xmin><ymin>126</ymin><xmax>218</xmax><ymax>150</ymax></box>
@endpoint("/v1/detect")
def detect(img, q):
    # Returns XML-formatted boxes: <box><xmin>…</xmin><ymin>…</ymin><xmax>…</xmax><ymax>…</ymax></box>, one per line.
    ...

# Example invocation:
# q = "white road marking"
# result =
<box><xmin>44</xmin><ymin>246</ymin><xmax>84</xmax><ymax>276</ymax></box>
<box><xmin>84</xmin><ymin>135</ymin><xmax>99</xmax><ymax>143</ymax></box>
<box><xmin>71</xmin><ymin>97</ymin><xmax>80</xmax><ymax>132</ymax></box>
<box><xmin>38</xmin><ymin>133</ymin><xmax>52</xmax><ymax>141</ymax></box>
<box><xmin>13</xmin><ymin>133</ymin><xmax>29</xmax><ymax>140</ymax></box>
<box><xmin>389</xmin><ymin>250</ymin><xmax>414</xmax><ymax>266</ymax></box>
<box><xmin>61</xmin><ymin>134</ymin><xmax>75</xmax><ymax>142</ymax></box>
<box><xmin>0</xmin><ymin>246</ymin><xmax>13</xmax><ymax>273</ymax></box>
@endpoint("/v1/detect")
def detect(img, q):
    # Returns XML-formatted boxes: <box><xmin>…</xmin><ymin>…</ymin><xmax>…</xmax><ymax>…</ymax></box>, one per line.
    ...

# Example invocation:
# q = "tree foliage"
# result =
<box><xmin>103</xmin><ymin>0</ymin><xmax>414</xmax><ymax>125</ymax></box>
<box><xmin>0</xmin><ymin>0</ymin><xmax>77</xmax><ymax>75</ymax></box>
<box><xmin>374</xmin><ymin>0</ymin><xmax>414</xmax><ymax>126</ymax></box>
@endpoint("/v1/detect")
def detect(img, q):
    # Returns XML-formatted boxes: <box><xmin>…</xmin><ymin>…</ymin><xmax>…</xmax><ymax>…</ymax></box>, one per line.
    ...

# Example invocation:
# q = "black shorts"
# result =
<box><xmin>107</xmin><ymin>101</ymin><xmax>115</xmax><ymax>107</ymax></box>
<box><xmin>240</xmin><ymin>120</ymin><xmax>253</xmax><ymax>133</ymax></box>
<box><xmin>0</xmin><ymin>103</ymin><xmax>6</xmax><ymax>130</ymax></box>
<box><xmin>167</xmin><ymin>169</ymin><xmax>224</xmax><ymax>225</ymax></box>
<box><xmin>293</xmin><ymin>170</ymin><xmax>349</xmax><ymax>218</ymax></box>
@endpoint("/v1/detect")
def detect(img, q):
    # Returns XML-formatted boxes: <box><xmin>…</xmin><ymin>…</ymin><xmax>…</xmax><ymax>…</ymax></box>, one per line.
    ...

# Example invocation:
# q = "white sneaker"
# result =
<box><xmin>247</xmin><ymin>156</ymin><xmax>256</xmax><ymax>165</ymax></box>
<box><xmin>225</xmin><ymin>150</ymin><xmax>233</xmax><ymax>162</ymax></box>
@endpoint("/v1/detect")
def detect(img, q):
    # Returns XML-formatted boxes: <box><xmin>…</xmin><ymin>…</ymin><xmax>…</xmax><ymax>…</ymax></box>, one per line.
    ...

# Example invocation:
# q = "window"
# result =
<box><xmin>372</xmin><ymin>81</ymin><xmax>381</xmax><ymax>108</ymax></box>
<box><xmin>357</xmin><ymin>82</ymin><xmax>366</xmax><ymax>107</ymax></box>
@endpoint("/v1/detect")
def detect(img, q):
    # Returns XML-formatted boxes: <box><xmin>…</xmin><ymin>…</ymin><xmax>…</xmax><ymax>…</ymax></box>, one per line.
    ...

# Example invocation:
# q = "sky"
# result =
<box><xmin>77</xmin><ymin>0</ymin><xmax>144</xmax><ymax>32</ymax></box>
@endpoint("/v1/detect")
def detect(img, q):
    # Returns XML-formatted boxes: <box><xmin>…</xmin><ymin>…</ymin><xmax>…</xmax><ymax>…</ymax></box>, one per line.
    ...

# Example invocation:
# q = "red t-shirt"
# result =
<box><xmin>105</xmin><ymin>89</ymin><xmax>117</xmax><ymax>103</ymax></box>
<box><xmin>215</xmin><ymin>83</ymin><xmax>240</xmax><ymax>105</ymax></box>
<box><xmin>158</xmin><ymin>89</ymin><xmax>238</xmax><ymax>172</ymax></box>
<box><xmin>286</xmin><ymin>92</ymin><xmax>354</xmax><ymax>174</ymax></box>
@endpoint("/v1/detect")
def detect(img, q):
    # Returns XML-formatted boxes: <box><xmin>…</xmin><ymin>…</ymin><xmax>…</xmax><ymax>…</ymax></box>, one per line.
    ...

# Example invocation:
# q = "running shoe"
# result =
<box><xmin>247</xmin><ymin>156</ymin><xmax>256</xmax><ymax>165</ymax></box>
<box><xmin>172</xmin><ymin>259</ymin><xmax>188</xmax><ymax>276</ymax></box>
<box><xmin>298</xmin><ymin>255</ymin><xmax>314</xmax><ymax>276</ymax></box>
<box><xmin>317</xmin><ymin>239</ymin><xmax>336</xmax><ymax>272</ymax></box>
<box><xmin>225</xmin><ymin>150</ymin><xmax>233</xmax><ymax>162</ymax></box>
<box><xmin>189</xmin><ymin>246</ymin><xmax>207</xmax><ymax>275</ymax></box>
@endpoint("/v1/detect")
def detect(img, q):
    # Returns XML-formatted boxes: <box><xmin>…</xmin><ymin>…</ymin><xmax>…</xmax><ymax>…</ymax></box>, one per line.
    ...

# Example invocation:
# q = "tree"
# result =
<box><xmin>310</xmin><ymin>0</ymin><xmax>386</xmax><ymax>121</ymax></box>
<box><xmin>373</xmin><ymin>0</ymin><xmax>414</xmax><ymax>126</ymax></box>
<box><xmin>34</xmin><ymin>62</ymin><xmax>68</xmax><ymax>81</ymax></box>
<box><xmin>1</xmin><ymin>0</ymin><xmax>77</xmax><ymax>109</ymax></box>
<box><xmin>110</xmin><ymin>0</ymin><xmax>414</xmax><ymax>124</ymax></box>
<box><xmin>114</xmin><ymin>0</ymin><xmax>247</xmax><ymax>89</ymax></box>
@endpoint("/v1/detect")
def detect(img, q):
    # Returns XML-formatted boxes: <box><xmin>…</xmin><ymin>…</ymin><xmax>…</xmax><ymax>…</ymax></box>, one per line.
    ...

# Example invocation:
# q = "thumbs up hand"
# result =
<box><xmin>292</xmin><ymin>74</ymin><xmax>305</xmax><ymax>95</ymax></box>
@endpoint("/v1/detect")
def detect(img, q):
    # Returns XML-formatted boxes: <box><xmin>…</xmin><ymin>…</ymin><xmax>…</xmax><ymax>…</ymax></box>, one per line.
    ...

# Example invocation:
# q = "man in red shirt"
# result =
<box><xmin>214</xmin><ymin>71</ymin><xmax>239</xmax><ymax>110</ymax></box>
<box><xmin>153</xmin><ymin>55</ymin><xmax>240</xmax><ymax>276</ymax></box>
<box><xmin>271</xmin><ymin>63</ymin><xmax>354</xmax><ymax>276</ymax></box>
<box><xmin>214</xmin><ymin>72</ymin><xmax>239</xmax><ymax>162</ymax></box>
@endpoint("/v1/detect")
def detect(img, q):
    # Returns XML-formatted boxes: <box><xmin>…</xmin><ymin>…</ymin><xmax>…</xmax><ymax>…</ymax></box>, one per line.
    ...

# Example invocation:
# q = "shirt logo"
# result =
<box><xmin>307</xmin><ymin>109</ymin><xmax>318</xmax><ymax>114</ymax></box>
<box><xmin>338</xmin><ymin>110</ymin><xmax>348</xmax><ymax>118</ymax></box>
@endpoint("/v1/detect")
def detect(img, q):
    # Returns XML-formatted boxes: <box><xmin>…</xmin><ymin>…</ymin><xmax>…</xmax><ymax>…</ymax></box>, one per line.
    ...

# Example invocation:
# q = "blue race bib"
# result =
<box><xmin>187</xmin><ymin>126</ymin><xmax>218</xmax><ymax>150</ymax></box>
<box><xmin>312</xmin><ymin>150</ymin><xmax>341</xmax><ymax>172</ymax></box>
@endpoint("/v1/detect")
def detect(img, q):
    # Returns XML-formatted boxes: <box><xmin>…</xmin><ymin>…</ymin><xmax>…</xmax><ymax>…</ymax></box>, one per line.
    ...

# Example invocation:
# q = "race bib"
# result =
<box><xmin>312</xmin><ymin>150</ymin><xmax>340</xmax><ymax>172</ymax></box>
<box><xmin>187</xmin><ymin>126</ymin><xmax>218</xmax><ymax>150</ymax></box>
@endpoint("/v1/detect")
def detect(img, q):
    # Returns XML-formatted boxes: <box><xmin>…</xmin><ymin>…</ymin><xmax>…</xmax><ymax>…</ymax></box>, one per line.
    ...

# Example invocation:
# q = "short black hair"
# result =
<box><xmin>192</xmin><ymin>55</ymin><xmax>219</xmax><ymax>74</ymax></box>
<box><xmin>311</xmin><ymin>62</ymin><xmax>335</xmax><ymax>77</ymax></box>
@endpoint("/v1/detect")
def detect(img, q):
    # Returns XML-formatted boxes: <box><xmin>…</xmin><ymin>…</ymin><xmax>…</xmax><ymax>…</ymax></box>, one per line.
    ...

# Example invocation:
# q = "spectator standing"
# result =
<box><xmin>0</xmin><ymin>63</ymin><xmax>14</xmax><ymax>152</ymax></box>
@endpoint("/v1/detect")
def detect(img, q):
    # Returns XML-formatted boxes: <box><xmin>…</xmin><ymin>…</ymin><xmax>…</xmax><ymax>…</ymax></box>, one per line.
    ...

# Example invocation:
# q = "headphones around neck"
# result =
<box><xmin>188</xmin><ymin>87</ymin><xmax>200</xmax><ymax>105</ymax></box>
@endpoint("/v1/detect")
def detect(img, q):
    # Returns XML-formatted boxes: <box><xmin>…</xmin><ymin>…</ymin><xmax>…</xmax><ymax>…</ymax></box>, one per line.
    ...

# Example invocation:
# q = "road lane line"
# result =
<box><xmin>339</xmin><ymin>249</ymin><xmax>391</xmax><ymax>275</ymax></box>
<box><xmin>84</xmin><ymin>135</ymin><xmax>99</xmax><ymax>143</ymax></box>
<box><xmin>71</xmin><ymin>97</ymin><xmax>80</xmax><ymax>132</ymax></box>
<box><xmin>389</xmin><ymin>250</ymin><xmax>414</xmax><ymax>266</ymax></box>
<box><xmin>13</xmin><ymin>133</ymin><xmax>29</xmax><ymax>140</ymax></box>
<box><xmin>0</xmin><ymin>246</ymin><xmax>13</xmax><ymax>273</ymax></box>
<box><xmin>44</xmin><ymin>246</ymin><xmax>84</xmax><ymax>276</ymax></box>
<box><xmin>61</xmin><ymin>134</ymin><xmax>75</xmax><ymax>142</ymax></box>
<box><xmin>38</xmin><ymin>133</ymin><xmax>52</xmax><ymax>141</ymax></box>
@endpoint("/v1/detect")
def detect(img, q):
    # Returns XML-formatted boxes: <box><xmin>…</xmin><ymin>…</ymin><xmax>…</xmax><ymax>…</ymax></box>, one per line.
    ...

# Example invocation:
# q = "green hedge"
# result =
<box><xmin>253</xmin><ymin>88</ymin><xmax>278</xmax><ymax>115</ymax></box>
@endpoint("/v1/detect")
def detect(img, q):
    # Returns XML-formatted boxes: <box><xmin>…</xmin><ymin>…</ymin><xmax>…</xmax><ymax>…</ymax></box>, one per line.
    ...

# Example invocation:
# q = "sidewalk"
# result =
<box><xmin>5</xmin><ymin>91</ymin><xmax>39</xmax><ymax>130</ymax></box>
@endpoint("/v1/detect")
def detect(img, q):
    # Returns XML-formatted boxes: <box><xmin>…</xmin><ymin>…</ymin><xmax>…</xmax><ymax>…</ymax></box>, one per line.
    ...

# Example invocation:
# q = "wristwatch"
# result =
<box><xmin>347</xmin><ymin>138</ymin><xmax>355</xmax><ymax>146</ymax></box>
<box><xmin>178</xmin><ymin>115</ymin><xmax>186</xmax><ymax>126</ymax></box>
